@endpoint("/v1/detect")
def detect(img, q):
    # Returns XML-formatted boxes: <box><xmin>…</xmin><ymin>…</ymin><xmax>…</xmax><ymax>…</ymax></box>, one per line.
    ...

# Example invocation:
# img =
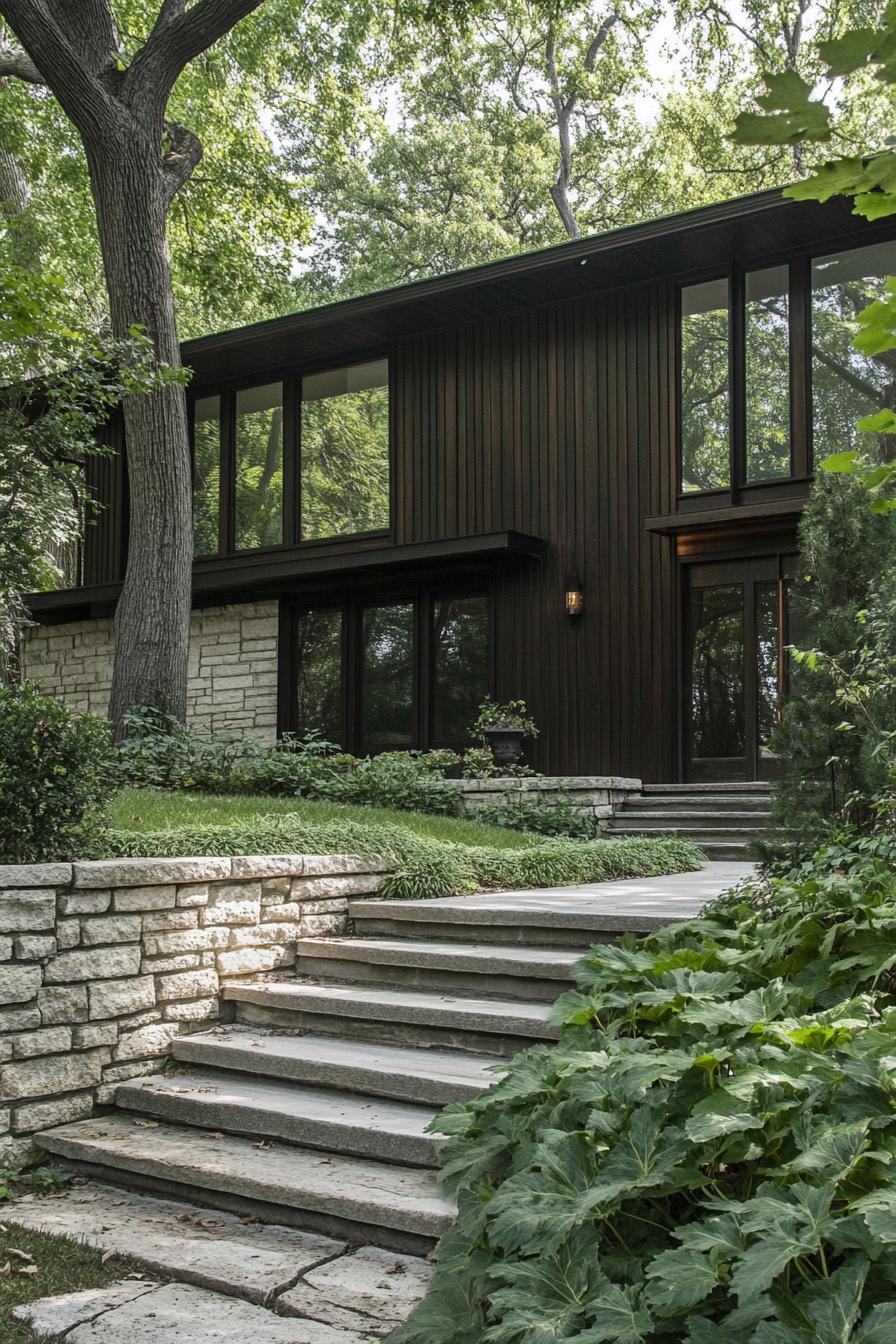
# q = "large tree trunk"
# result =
<box><xmin>86</xmin><ymin>132</ymin><xmax>193</xmax><ymax>731</ymax></box>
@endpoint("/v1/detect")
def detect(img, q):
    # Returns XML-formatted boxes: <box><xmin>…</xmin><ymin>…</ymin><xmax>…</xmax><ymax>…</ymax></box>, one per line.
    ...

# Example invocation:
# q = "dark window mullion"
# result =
<box><xmin>343</xmin><ymin>595</ymin><xmax>359</xmax><ymax>755</ymax></box>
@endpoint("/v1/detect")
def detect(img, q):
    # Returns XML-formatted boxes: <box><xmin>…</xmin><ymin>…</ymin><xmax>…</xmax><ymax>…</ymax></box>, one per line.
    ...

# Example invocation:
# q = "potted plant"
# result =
<box><xmin>470</xmin><ymin>698</ymin><xmax>539</xmax><ymax>768</ymax></box>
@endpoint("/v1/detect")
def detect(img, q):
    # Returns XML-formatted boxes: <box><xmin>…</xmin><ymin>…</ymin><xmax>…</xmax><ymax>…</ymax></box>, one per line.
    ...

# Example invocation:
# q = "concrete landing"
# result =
<box><xmin>352</xmin><ymin>862</ymin><xmax>752</xmax><ymax>931</ymax></box>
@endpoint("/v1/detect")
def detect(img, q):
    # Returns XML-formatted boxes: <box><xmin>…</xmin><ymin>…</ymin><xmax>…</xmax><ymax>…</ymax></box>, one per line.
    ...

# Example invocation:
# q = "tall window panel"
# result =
<box><xmin>235</xmin><ymin>382</ymin><xmax>283</xmax><ymax>550</ymax></box>
<box><xmin>680</xmin><ymin>279</ymin><xmax>731</xmax><ymax>492</ymax></box>
<box><xmin>431</xmin><ymin>594</ymin><xmax>489</xmax><ymax>744</ymax></box>
<box><xmin>294</xmin><ymin>607</ymin><xmax>344</xmax><ymax>747</ymax></box>
<box><xmin>745</xmin><ymin>266</ymin><xmax>791</xmax><ymax>482</ymax></box>
<box><xmin>812</xmin><ymin>241</ymin><xmax>896</xmax><ymax>464</ymax></box>
<box><xmin>192</xmin><ymin>395</ymin><xmax>221</xmax><ymax>555</ymax></box>
<box><xmin>360</xmin><ymin>601</ymin><xmax>414</xmax><ymax>751</ymax></box>
<box><xmin>301</xmin><ymin>359</ymin><xmax>389</xmax><ymax>540</ymax></box>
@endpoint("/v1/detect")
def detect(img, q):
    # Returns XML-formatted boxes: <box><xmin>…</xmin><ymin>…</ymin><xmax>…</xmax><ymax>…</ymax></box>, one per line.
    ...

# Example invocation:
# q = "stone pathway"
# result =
<box><xmin>7</xmin><ymin>1182</ymin><xmax>431</xmax><ymax>1341</ymax></box>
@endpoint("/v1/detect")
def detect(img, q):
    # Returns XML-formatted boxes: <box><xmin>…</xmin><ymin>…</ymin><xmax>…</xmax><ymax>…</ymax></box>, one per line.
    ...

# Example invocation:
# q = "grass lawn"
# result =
<box><xmin>0</xmin><ymin>1223</ymin><xmax>143</xmax><ymax>1343</ymax></box>
<box><xmin>107</xmin><ymin>786</ymin><xmax>537</xmax><ymax>850</ymax></box>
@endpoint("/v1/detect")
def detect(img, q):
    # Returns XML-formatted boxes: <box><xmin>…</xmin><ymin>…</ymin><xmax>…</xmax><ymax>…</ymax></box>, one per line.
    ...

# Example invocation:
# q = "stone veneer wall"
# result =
<box><xmin>0</xmin><ymin>852</ymin><xmax>385</xmax><ymax>1167</ymax></box>
<box><xmin>20</xmin><ymin>601</ymin><xmax>279</xmax><ymax>741</ymax></box>
<box><xmin>446</xmin><ymin>776</ymin><xmax>642</xmax><ymax>827</ymax></box>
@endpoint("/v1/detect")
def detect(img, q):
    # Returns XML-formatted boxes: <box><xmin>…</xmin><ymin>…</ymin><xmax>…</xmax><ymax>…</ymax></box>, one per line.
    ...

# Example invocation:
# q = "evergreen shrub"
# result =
<box><xmin>0</xmin><ymin>681</ymin><xmax>114</xmax><ymax>863</ymax></box>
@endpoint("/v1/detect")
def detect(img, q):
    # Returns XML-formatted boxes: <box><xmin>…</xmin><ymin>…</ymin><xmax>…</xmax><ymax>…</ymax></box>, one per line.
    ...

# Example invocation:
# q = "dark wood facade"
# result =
<box><xmin>28</xmin><ymin>189</ymin><xmax>896</xmax><ymax>782</ymax></box>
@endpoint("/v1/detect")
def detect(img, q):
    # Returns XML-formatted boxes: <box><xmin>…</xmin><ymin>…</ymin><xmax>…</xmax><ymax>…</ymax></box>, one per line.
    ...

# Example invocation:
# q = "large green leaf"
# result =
<box><xmin>685</xmin><ymin>1087</ymin><xmax>766</xmax><ymax>1143</ymax></box>
<box><xmin>576</xmin><ymin>1283</ymin><xmax>653</xmax><ymax>1344</ymax></box>
<box><xmin>644</xmin><ymin>1246</ymin><xmax>721</xmax><ymax>1316</ymax></box>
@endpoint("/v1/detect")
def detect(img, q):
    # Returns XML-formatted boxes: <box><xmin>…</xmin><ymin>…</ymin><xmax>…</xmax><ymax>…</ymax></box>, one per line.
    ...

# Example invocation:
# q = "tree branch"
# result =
<box><xmin>0</xmin><ymin>0</ymin><xmax>112</xmax><ymax>134</ymax></box>
<box><xmin>0</xmin><ymin>40</ymin><xmax>42</xmax><ymax>81</ymax></box>
<box><xmin>161</xmin><ymin>117</ymin><xmax>203</xmax><ymax>204</ymax></box>
<box><xmin>124</xmin><ymin>0</ymin><xmax>265</xmax><ymax>114</ymax></box>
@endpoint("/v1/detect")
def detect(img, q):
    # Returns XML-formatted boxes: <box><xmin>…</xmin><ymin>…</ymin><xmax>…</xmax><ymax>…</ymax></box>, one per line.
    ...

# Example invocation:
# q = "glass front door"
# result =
<box><xmin>685</xmin><ymin>558</ymin><xmax>793</xmax><ymax>782</ymax></box>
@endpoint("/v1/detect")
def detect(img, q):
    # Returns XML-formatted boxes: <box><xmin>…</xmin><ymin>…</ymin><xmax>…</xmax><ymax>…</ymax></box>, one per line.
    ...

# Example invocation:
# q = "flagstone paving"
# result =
<box><xmin>7</xmin><ymin>1182</ymin><xmax>432</xmax><ymax>1341</ymax></box>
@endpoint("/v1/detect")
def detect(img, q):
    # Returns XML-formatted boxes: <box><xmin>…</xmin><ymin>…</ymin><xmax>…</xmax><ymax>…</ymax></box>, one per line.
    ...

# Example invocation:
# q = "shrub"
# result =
<box><xmin>0</xmin><ymin>681</ymin><xmax>114</xmax><ymax>863</ymax></box>
<box><xmin>396</xmin><ymin>841</ymin><xmax>896</xmax><ymax>1344</ymax></box>
<box><xmin>472</xmin><ymin>786</ymin><xmax>600</xmax><ymax>839</ymax></box>
<box><xmin>771</xmin><ymin>473</ymin><xmax>896</xmax><ymax>847</ymax></box>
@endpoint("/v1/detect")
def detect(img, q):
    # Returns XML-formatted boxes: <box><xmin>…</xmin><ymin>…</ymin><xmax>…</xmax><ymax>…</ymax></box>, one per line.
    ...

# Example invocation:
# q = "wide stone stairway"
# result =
<box><xmin>34</xmin><ymin>866</ymin><xmax>746</xmax><ymax>1256</ymax></box>
<box><xmin>604</xmin><ymin>783</ymin><xmax>773</xmax><ymax>860</ymax></box>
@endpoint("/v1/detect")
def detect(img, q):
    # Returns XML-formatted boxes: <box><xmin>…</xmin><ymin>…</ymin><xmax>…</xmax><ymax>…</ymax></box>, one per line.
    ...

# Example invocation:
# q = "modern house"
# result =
<box><xmin>22</xmin><ymin>187</ymin><xmax>896</xmax><ymax>784</ymax></box>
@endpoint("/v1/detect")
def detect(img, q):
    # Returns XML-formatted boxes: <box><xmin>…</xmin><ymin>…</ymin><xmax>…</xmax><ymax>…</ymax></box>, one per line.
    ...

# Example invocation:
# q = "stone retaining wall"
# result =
<box><xmin>0</xmin><ymin>852</ymin><xmax>384</xmax><ymax>1166</ymax></box>
<box><xmin>446</xmin><ymin>775</ymin><xmax>642</xmax><ymax>825</ymax></box>
<box><xmin>20</xmin><ymin>600</ymin><xmax>279</xmax><ymax>740</ymax></box>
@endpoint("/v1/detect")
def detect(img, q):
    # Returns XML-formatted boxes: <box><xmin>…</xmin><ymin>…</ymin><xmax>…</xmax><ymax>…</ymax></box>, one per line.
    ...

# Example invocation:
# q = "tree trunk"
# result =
<box><xmin>86</xmin><ymin>130</ymin><xmax>193</xmax><ymax>732</ymax></box>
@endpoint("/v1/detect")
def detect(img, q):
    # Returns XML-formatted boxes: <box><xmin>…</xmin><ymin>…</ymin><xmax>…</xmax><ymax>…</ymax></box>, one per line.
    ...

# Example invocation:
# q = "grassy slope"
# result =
<box><xmin>0</xmin><ymin>1224</ymin><xmax>142</xmax><ymax>1343</ymax></box>
<box><xmin>107</xmin><ymin>787</ymin><xmax>536</xmax><ymax>849</ymax></box>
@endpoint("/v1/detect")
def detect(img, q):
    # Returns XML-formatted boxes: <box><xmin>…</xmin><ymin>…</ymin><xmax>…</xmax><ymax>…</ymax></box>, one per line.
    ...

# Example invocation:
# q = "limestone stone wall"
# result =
<box><xmin>0</xmin><ymin>852</ymin><xmax>385</xmax><ymax>1166</ymax></box>
<box><xmin>444</xmin><ymin>776</ymin><xmax>642</xmax><ymax>827</ymax></box>
<box><xmin>20</xmin><ymin>601</ymin><xmax>279</xmax><ymax>741</ymax></box>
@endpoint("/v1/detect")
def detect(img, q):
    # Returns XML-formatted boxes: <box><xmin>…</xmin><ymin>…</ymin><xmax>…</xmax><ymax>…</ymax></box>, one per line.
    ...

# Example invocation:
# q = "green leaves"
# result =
<box><xmin>732</xmin><ymin>72</ymin><xmax>831</xmax><ymax>147</ymax></box>
<box><xmin>397</xmin><ymin>844</ymin><xmax>896</xmax><ymax>1344</ymax></box>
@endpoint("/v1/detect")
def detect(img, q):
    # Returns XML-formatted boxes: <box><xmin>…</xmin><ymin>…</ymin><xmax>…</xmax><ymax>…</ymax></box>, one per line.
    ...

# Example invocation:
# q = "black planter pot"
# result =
<box><xmin>484</xmin><ymin>727</ymin><xmax>528</xmax><ymax>767</ymax></box>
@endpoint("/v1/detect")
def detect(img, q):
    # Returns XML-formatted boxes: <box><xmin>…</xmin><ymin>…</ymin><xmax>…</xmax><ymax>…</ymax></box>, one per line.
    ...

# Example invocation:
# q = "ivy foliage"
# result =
<box><xmin>396</xmin><ymin>841</ymin><xmax>896</xmax><ymax>1342</ymax></box>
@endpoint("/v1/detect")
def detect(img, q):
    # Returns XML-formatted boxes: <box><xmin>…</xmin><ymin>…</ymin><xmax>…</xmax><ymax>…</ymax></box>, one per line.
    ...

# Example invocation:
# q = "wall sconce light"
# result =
<box><xmin>565</xmin><ymin>576</ymin><xmax>584</xmax><ymax>618</ymax></box>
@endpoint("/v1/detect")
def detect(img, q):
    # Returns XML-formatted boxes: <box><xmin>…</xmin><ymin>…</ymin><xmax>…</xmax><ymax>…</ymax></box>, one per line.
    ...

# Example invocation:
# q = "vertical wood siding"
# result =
<box><xmin>392</xmin><ymin>282</ymin><xmax>678</xmax><ymax>781</ymax></box>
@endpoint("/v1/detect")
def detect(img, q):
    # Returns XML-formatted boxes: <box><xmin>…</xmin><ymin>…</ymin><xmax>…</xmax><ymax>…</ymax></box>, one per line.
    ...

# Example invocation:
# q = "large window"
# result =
<box><xmin>189</xmin><ymin>358</ymin><xmax>390</xmax><ymax>558</ymax></box>
<box><xmin>680</xmin><ymin>279</ymin><xmax>731</xmax><ymax>493</ymax></box>
<box><xmin>360</xmin><ymin>601</ymin><xmax>415</xmax><ymax>751</ymax></box>
<box><xmin>294</xmin><ymin>607</ymin><xmax>343</xmax><ymax>745</ymax></box>
<box><xmin>289</xmin><ymin>587</ymin><xmax>490</xmax><ymax>754</ymax></box>
<box><xmin>431</xmin><ymin>594</ymin><xmax>490</xmax><ymax>744</ymax></box>
<box><xmin>745</xmin><ymin>266</ymin><xmax>790</xmax><ymax>483</ymax></box>
<box><xmin>301</xmin><ymin>360</ymin><xmax>389</xmax><ymax>540</ymax></box>
<box><xmin>235</xmin><ymin>382</ymin><xmax>283</xmax><ymax>551</ymax></box>
<box><xmin>680</xmin><ymin>241</ymin><xmax>896</xmax><ymax>498</ymax></box>
<box><xmin>192</xmin><ymin>394</ymin><xmax>220</xmax><ymax>555</ymax></box>
<box><xmin>812</xmin><ymin>241</ymin><xmax>896</xmax><ymax>463</ymax></box>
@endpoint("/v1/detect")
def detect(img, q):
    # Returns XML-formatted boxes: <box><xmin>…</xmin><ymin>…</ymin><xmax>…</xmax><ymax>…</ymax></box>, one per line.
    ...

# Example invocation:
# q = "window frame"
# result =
<box><xmin>676</xmin><ymin>257</ymin><xmax>815</xmax><ymax>506</ymax></box>
<box><xmin>280</xmin><ymin>579</ymin><xmax>494</xmax><ymax>755</ymax></box>
<box><xmin>188</xmin><ymin>349</ymin><xmax>392</xmax><ymax>559</ymax></box>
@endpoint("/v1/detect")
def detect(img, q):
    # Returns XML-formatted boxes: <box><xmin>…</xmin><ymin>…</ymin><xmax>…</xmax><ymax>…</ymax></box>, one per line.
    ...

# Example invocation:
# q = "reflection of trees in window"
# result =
<box><xmin>295</xmin><ymin>607</ymin><xmax>343</xmax><ymax>745</ymax></box>
<box><xmin>193</xmin><ymin>395</ymin><xmax>220</xmax><ymax>555</ymax></box>
<box><xmin>432</xmin><ymin>595</ymin><xmax>489</xmax><ymax>744</ymax></box>
<box><xmin>681</xmin><ymin>279</ymin><xmax>730</xmax><ymax>492</ymax></box>
<box><xmin>745</xmin><ymin>267</ymin><xmax>790</xmax><ymax>483</ymax></box>
<box><xmin>812</xmin><ymin>242</ymin><xmax>896</xmax><ymax>465</ymax></box>
<box><xmin>235</xmin><ymin>383</ymin><xmax>283</xmax><ymax>550</ymax></box>
<box><xmin>360</xmin><ymin>602</ymin><xmax>414</xmax><ymax>749</ymax></box>
<box><xmin>301</xmin><ymin>360</ymin><xmax>389</xmax><ymax>539</ymax></box>
<box><xmin>688</xmin><ymin>584</ymin><xmax>744</xmax><ymax>763</ymax></box>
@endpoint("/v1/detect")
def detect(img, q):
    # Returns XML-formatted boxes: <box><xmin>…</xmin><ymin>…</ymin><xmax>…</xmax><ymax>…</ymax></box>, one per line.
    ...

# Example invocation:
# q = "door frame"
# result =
<box><xmin>680</xmin><ymin>551</ymin><xmax>795</xmax><ymax>782</ymax></box>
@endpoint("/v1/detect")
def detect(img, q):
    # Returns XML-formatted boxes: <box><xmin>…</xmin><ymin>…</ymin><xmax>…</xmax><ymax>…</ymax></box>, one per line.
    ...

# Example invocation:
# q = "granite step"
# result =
<box><xmin>172</xmin><ymin>1024</ymin><xmax>501</xmax><ymax>1105</ymax></box>
<box><xmin>293</xmin><ymin>935</ymin><xmax>580</xmax><ymax>1000</ymax></box>
<box><xmin>116</xmin><ymin>1067</ymin><xmax>442</xmax><ymax>1167</ymax></box>
<box><xmin>607</xmin><ymin>810</ymin><xmax>770</xmax><ymax>828</ymax></box>
<box><xmin>37</xmin><ymin>1113</ymin><xmax>455</xmax><ymax>1253</ymax></box>
<box><xmin>224</xmin><ymin>980</ymin><xmax>558</xmax><ymax>1055</ymax></box>
<box><xmin>348</xmin><ymin>895</ymin><xmax>676</xmax><ymax>946</ymax></box>
<box><xmin>618</xmin><ymin>794</ymin><xmax>772</xmax><ymax>812</ymax></box>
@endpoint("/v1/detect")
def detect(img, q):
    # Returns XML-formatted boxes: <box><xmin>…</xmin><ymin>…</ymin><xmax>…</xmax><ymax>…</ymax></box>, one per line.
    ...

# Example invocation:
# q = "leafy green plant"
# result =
<box><xmin>461</xmin><ymin>746</ymin><xmax>498</xmax><ymax>778</ymax></box>
<box><xmin>397</xmin><ymin>841</ymin><xmax>896</xmax><ymax>1343</ymax></box>
<box><xmin>768</xmin><ymin>476</ymin><xmax>896</xmax><ymax>847</ymax></box>
<box><xmin>472</xmin><ymin>786</ymin><xmax>600</xmax><ymax>839</ymax></box>
<box><xmin>471</xmin><ymin>699</ymin><xmax>540</xmax><ymax>739</ymax></box>
<box><xmin>0</xmin><ymin>682</ymin><xmax>115</xmax><ymax>863</ymax></box>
